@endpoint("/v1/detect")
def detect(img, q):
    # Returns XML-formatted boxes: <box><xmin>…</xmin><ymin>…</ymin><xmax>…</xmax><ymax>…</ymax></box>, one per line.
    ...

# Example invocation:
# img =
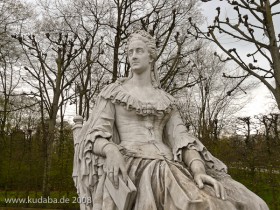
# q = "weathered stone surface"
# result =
<box><xmin>73</xmin><ymin>30</ymin><xmax>269</xmax><ymax>210</ymax></box>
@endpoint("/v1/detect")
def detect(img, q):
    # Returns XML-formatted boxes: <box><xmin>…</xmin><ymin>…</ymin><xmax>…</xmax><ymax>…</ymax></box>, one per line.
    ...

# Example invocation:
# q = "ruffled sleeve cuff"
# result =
<box><xmin>165</xmin><ymin>109</ymin><xmax>228</xmax><ymax>174</ymax></box>
<box><xmin>84</xmin><ymin>130</ymin><xmax>112</xmax><ymax>154</ymax></box>
<box><xmin>172</xmin><ymin>133</ymin><xmax>204</xmax><ymax>162</ymax></box>
<box><xmin>173</xmin><ymin>136</ymin><xmax>228</xmax><ymax>173</ymax></box>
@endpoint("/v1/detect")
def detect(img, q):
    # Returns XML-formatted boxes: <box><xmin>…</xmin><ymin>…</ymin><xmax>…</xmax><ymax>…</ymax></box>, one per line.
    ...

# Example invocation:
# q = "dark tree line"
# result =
<box><xmin>0</xmin><ymin>0</ymin><xmax>280</xmax><ymax>209</ymax></box>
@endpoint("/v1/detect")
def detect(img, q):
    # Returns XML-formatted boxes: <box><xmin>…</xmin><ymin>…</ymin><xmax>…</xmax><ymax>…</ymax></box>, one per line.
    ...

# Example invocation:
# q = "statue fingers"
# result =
<box><xmin>210</xmin><ymin>178</ymin><xmax>225</xmax><ymax>199</ymax></box>
<box><xmin>106</xmin><ymin>166</ymin><xmax>113</xmax><ymax>174</ymax></box>
<box><xmin>194</xmin><ymin>175</ymin><xmax>204</xmax><ymax>189</ymax></box>
<box><xmin>107</xmin><ymin>168</ymin><xmax>114</xmax><ymax>185</ymax></box>
<box><xmin>205</xmin><ymin>176</ymin><xmax>220</xmax><ymax>198</ymax></box>
<box><xmin>120</xmin><ymin>165</ymin><xmax>128</xmax><ymax>185</ymax></box>
<box><xmin>113</xmin><ymin>166</ymin><xmax>119</xmax><ymax>188</ymax></box>
<box><xmin>213</xmin><ymin>180</ymin><xmax>220</xmax><ymax>198</ymax></box>
<box><xmin>219</xmin><ymin>182</ymin><xmax>226</xmax><ymax>200</ymax></box>
<box><xmin>103</xmin><ymin>164</ymin><xmax>108</xmax><ymax>172</ymax></box>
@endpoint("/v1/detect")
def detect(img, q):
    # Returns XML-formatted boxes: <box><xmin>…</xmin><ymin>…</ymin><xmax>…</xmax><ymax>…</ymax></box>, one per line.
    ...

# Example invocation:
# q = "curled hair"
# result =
<box><xmin>126</xmin><ymin>30</ymin><xmax>157</xmax><ymax>60</ymax></box>
<box><xmin>126</xmin><ymin>30</ymin><xmax>160</xmax><ymax>88</ymax></box>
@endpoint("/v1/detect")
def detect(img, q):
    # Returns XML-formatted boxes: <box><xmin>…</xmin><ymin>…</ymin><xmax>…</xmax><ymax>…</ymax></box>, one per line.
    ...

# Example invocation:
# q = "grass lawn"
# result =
<box><xmin>1</xmin><ymin>169</ymin><xmax>279</xmax><ymax>209</ymax></box>
<box><xmin>229</xmin><ymin>167</ymin><xmax>280</xmax><ymax>210</ymax></box>
<box><xmin>0</xmin><ymin>191</ymin><xmax>79</xmax><ymax>209</ymax></box>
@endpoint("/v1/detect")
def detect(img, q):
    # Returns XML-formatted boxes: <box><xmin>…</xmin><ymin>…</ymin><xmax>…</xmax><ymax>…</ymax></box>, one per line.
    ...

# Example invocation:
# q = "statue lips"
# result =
<box><xmin>131</xmin><ymin>62</ymin><xmax>140</xmax><ymax>68</ymax></box>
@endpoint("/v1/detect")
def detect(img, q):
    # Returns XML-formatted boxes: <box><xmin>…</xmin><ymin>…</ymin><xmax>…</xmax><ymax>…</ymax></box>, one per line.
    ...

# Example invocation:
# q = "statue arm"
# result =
<box><xmin>86</xmin><ymin>98</ymin><xmax>117</xmax><ymax>152</ymax></box>
<box><xmin>86</xmin><ymin>98</ymin><xmax>127</xmax><ymax>188</ymax></box>
<box><xmin>164</xmin><ymin>108</ymin><xmax>227</xmax><ymax>172</ymax></box>
<box><xmin>164</xmin><ymin>108</ymin><xmax>205</xmax><ymax>162</ymax></box>
<box><xmin>94</xmin><ymin>137</ymin><xmax>128</xmax><ymax>188</ymax></box>
<box><xmin>164</xmin><ymin>108</ymin><xmax>226</xmax><ymax>199</ymax></box>
<box><xmin>183</xmin><ymin>148</ymin><xmax>226</xmax><ymax>199</ymax></box>
<box><xmin>182</xmin><ymin>148</ymin><xmax>206</xmax><ymax>175</ymax></box>
<box><xmin>93</xmin><ymin>137</ymin><xmax>119</xmax><ymax>156</ymax></box>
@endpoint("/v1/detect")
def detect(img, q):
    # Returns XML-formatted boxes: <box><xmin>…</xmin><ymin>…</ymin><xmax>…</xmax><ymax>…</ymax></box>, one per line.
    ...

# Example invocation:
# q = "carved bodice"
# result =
<box><xmin>73</xmin><ymin>80</ymin><xmax>228</xmax><ymax>194</ymax></box>
<box><xmin>115</xmin><ymin>103</ymin><xmax>173</xmax><ymax>159</ymax></box>
<box><xmin>98</xmin><ymin>80</ymin><xmax>177</xmax><ymax>160</ymax></box>
<box><xmin>115</xmin><ymin>103</ymin><xmax>169</xmax><ymax>143</ymax></box>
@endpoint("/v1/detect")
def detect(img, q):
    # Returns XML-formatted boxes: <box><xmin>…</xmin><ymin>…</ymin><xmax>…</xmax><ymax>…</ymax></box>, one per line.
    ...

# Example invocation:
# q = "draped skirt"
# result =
<box><xmin>91</xmin><ymin>155</ymin><xmax>268</xmax><ymax>210</ymax></box>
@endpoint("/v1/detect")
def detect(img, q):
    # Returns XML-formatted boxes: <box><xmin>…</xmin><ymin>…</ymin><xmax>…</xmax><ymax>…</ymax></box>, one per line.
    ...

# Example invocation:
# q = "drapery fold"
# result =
<box><xmin>72</xmin><ymin>81</ymin><xmax>268</xmax><ymax>210</ymax></box>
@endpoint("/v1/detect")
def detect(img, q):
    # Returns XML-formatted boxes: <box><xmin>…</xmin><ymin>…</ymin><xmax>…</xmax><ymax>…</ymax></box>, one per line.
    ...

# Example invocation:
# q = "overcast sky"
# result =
<box><xmin>200</xmin><ymin>1</ymin><xmax>278</xmax><ymax>116</ymax></box>
<box><xmin>21</xmin><ymin>0</ymin><xmax>278</xmax><ymax>119</ymax></box>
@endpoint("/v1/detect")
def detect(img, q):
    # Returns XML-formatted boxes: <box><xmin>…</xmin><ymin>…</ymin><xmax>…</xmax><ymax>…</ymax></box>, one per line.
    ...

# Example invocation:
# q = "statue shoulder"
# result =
<box><xmin>158</xmin><ymin>88</ymin><xmax>176</xmax><ymax>104</ymax></box>
<box><xmin>98</xmin><ymin>81</ymin><xmax>122</xmax><ymax>97</ymax></box>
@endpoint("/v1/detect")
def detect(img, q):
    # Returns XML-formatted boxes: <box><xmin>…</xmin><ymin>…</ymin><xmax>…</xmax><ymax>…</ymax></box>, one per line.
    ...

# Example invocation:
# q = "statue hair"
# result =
<box><xmin>126</xmin><ymin>30</ymin><xmax>161</xmax><ymax>88</ymax></box>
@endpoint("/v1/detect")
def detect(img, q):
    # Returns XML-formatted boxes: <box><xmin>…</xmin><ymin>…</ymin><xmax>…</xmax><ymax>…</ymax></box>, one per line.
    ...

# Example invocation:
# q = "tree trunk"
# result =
<box><xmin>42</xmin><ymin>118</ymin><xmax>56</xmax><ymax>198</ymax></box>
<box><xmin>264</xmin><ymin>0</ymin><xmax>280</xmax><ymax>110</ymax></box>
<box><xmin>112</xmin><ymin>3</ymin><xmax>122</xmax><ymax>82</ymax></box>
<box><xmin>113</xmin><ymin>33</ymin><xmax>121</xmax><ymax>82</ymax></box>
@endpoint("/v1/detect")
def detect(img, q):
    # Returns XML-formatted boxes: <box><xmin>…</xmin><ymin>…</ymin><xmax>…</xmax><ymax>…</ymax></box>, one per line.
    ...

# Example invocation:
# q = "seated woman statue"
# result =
<box><xmin>72</xmin><ymin>30</ymin><xmax>269</xmax><ymax>210</ymax></box>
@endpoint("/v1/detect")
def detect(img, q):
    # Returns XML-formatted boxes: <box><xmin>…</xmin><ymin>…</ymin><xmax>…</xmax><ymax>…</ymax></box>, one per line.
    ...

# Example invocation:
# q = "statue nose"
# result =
<box><xmin>131</xmin><ymin>52</ymin><xmax>137</xmax><ymax>59</ymax></box>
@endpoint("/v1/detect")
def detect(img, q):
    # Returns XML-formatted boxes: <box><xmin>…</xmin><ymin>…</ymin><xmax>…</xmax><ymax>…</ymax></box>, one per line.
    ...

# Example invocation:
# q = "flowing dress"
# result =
<box><xmin>73</xmin><ymin>80</ymin><xmax>269</xmax><ymax>210</ymax></box>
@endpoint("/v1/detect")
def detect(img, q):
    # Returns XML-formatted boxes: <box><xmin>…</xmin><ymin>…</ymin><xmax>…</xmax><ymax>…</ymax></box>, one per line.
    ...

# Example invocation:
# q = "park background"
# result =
<box><xmin>0</xmin><ymin>0</ymin><xmax>280</xmax><ymax>209</ymax></box>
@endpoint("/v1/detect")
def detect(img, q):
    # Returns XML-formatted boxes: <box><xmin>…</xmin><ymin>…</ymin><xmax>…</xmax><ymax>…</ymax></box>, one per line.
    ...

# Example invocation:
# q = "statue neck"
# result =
<box><xmin>130</xmin><ymin>68</ymin><xmax>153</xmax><ymax>88</ymax></box>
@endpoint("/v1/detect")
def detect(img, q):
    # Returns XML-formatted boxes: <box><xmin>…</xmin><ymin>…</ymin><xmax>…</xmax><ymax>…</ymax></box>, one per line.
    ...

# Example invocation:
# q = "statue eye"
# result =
<box><xmin>136</xmin><ymin>48</ymin><xmax>144</xmax><ymax>54</ymax></box>
<box><xmin>128</xmin><ymin>50</ymin><xmax>133</xmax><ymax>56</ymax></box>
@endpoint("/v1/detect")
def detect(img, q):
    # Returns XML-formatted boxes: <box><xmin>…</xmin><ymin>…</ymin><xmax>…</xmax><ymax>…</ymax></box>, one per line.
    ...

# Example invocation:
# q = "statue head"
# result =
<box><xmin>126</xmin><ymin>30</ymin><xmax>160</xmax><ymax>88</ymax></box>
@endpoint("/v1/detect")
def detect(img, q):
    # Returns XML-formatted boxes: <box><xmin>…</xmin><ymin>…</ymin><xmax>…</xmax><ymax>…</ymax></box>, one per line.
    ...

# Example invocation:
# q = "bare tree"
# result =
<box><xmin>35</xmin><ymin>0</ymin><xmax>206</xmax><ymax>117</ymax></box>
<box><xmin>256</xmin><ymin>113</ymin><xmax>280</xmax><ymax>152</ymax></box>
<box><xmin>178</xmin><ymin>46</ymin><xmax>246</xmax><ymax>141</ymax></box>
<box><xmin>0</xmin><ymin>56</ymin><xmax>23</xmax><ymax>134</ymax></box>
<box><xmin>12</xmin><ymin>32</ymin><xmax>92</xmax><ymax>197</ymax></box>
<box><xmin>58</xmin><ymin>0</ymin><xmax>107</xmax><ymax>119</ymax></box>
<box><xmin>33</xmin><ymin>0</ymin><xmax>114</xmax><ymax>119</ymax></box>
<box><xmin>0</xmin><ymin>0</ymin><xmax>32</xmax><ymax>135</ymax></box>
<box><xmin>190</xmin><ymin>0</ymin><xmax>280</xmax><ymax>109</ymax></box>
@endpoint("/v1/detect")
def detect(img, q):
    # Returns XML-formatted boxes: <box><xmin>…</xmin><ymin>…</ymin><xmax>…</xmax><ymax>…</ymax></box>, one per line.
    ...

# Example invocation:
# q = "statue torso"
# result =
<box><xmin>100</xmin><ymin>80</ymin><xmax>176</xmax><ymax>160</ymax></box>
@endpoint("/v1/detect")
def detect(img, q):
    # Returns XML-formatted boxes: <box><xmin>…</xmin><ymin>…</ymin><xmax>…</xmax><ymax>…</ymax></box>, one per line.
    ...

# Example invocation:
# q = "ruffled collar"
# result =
<box><xmin>99</xmin><ymin>80</ymin><xmax>176</xmax><ymax>116</ymax></box>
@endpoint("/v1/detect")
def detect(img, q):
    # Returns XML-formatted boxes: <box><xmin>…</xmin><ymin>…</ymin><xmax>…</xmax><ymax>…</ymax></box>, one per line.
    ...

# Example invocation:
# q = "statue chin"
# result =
<box><xmin>131</xmin><ymin>67</ymin><xmax>146</xmax><ymax>75</ymax></box>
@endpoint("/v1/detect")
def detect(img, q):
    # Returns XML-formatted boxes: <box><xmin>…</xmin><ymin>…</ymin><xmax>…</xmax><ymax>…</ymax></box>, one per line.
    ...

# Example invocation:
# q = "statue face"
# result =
<box><xmin>128</xmin><ymin>39</ymin><xmax>153</xmax><ymax>75</ymax></box>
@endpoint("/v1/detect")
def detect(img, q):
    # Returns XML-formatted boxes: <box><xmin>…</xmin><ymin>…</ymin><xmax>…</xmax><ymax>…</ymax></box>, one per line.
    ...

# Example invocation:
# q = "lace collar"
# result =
<box><xmin>99</xmin><ymin>80</ymin><xmax>176</xmax><ymax>116</ymax></box>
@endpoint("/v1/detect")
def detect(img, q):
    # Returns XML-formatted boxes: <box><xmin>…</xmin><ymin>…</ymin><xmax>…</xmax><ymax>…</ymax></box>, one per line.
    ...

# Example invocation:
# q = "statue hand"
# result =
<box><xmin>103</xmin><ymin>146</ymin><xmax>128</xmax><ymax>189</ymax></box>
<box><xmin>194</xmin><ymin>173</ymin><xmax>226</xmax><ymax>200</ymax></box>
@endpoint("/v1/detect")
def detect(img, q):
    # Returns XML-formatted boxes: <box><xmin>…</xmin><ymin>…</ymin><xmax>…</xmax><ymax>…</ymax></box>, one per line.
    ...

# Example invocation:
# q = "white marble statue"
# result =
<box><xmin>72</xmin><ymin>30</ymin><xmax>269</xmax><ymax>210</ymax></box>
